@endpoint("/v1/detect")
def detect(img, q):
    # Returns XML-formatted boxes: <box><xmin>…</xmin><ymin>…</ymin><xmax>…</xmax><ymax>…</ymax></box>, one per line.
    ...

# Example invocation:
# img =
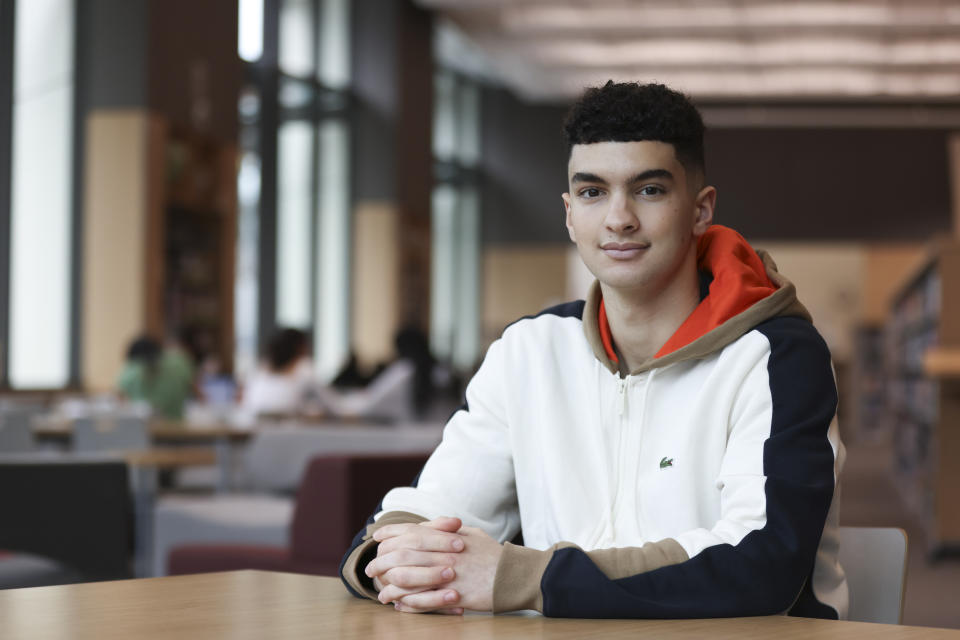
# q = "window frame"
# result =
<box><xmin>239</xmin><ymin>0</ymin><xmax>354</xmax><ymax>379</ymax></box>
<box><xmin>431</xmin><ymin>69</ymin><xmax>483</xmax><ymax>373</ymax></box>
<box><xmin>0</xmin><ymin>0</ymin><xmax>15</xmax><ymax>388</ymax></box>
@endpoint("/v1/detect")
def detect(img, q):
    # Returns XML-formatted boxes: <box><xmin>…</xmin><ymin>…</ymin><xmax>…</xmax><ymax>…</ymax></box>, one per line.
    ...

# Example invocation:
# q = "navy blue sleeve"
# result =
<box><xmin>538</xmin><ymin>317</ymin><xmax>840</xmax><ymax>619</ymax></box>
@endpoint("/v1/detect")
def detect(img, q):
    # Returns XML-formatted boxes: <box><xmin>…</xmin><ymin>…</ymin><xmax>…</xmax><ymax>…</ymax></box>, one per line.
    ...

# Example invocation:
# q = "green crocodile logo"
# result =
<box><xmin>660</xmin><ymin>457</ymin><xmax>674</xmax><ymax>469</ymax></box>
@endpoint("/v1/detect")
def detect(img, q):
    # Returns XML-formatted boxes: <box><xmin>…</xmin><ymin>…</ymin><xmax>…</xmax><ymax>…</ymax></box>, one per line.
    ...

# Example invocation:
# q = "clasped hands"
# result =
<box><xmin>364</xmin><ymin>516</ymin><xmax>502</xmax><ymax>615</ymax></box>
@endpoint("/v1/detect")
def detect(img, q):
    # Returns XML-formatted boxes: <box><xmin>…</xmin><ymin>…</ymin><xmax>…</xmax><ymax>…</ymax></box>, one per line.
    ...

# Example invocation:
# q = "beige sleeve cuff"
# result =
<box><xmin>340</xmin><ymin>511</ymin><xmax>428</xmax><ymax>600</ymax></box>
<box><xmin>492</xmin><ymin>537</ymin><xmax>689</xmax><ymax>614</ymax></box>
<box><xmin>492</xmin><ymin>542</ymin><xmax>555</xmax><ymax>612</ymax></box>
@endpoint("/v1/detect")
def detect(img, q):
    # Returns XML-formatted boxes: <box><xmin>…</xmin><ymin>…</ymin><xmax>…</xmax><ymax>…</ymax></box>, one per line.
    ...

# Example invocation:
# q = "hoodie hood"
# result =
<box><xmin>584</xmin><ymin>225</ymin><xmax>811</xmax><ymax>375</ymax></box>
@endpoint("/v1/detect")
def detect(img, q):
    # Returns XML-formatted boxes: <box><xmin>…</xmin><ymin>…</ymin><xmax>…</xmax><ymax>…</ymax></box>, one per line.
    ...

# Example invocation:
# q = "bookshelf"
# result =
<box><xmin>146</xmin><ymin>119</ymin><xmax>237</xmax><ymax>373</ymax></box>
<box><xmin>849</xmin><ymin>324</ymin><xmax>889</xmax><ymax>441</ymax></box>
<box><xmin>886</xmin><ymin>239</ymin><xmax>960</xmax><ymax>556</ymax></box>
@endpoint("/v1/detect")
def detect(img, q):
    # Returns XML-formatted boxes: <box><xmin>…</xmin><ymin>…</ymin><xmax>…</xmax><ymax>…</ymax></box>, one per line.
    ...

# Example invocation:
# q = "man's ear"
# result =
<box><xmin>692</xmin><ymin>185</ymin><xmax>716</xmax><ymax>236</ymax></box>
<box><xmin>562</xmin><ymin>192</ymin><xmax>577</xmax><ymax>243</ymax></box>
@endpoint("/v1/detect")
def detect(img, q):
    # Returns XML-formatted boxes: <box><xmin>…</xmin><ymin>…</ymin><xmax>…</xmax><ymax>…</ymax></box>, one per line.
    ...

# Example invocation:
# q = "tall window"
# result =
<box><xmin>1</xmin><ymin>0</ymin><xmax>77</xmax><ymax>389</ymax></box>
<box><xmin>431</xmin><ymin>70</ymin><xmax>482</xmax><ymax>372</ymax></box>
<box><xmin>235</xmin><ymin>0</ymin><xmax>352</xmax><ymax>381</ymax></box>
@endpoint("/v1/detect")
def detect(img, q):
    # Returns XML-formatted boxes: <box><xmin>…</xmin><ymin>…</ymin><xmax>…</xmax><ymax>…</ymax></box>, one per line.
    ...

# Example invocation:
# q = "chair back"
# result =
<box><xmin>0</xmin><ymin>458</ymin><xmax>131</xmax><ymax>580</ymax></box>
<box><xmin>288</xmin><ymin>453</ymin><xmax>430</xmax><ymax>565</ymax></box>
<box><xmin>837</xmin><ymin>526</ymin><xmax>908</xmax><ymax>624</ymax></box>
<box><xmin>0</xmin><ymin>410</ymin><xmax>35</xmax><ymax>452</ymax></box>
<box><xmin>72</xmin><ymin>415</ymin><xmax>149</xmax><ymax>452</ymax></box>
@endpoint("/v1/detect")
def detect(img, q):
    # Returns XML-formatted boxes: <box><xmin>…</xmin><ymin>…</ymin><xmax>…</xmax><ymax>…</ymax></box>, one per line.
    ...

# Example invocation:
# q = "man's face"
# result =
<box><xmin>562</xmin><ymin>140</ymin><xmax>714</xmax><ymax>297</ymax></box>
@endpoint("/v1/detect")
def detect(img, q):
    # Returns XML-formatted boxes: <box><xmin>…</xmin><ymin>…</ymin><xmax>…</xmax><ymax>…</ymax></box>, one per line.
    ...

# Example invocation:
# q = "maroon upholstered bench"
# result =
<box><xmin>167</xmin><ymin>452</ymin><xmax>429</xmax><ymax>576</ymax></box>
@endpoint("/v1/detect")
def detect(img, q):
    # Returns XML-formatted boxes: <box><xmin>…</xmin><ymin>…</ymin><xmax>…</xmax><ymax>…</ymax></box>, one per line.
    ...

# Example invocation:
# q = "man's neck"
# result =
<box><xmin>601</xmin><ymin>258</ymin><xmax>701</xmax><ymax>373</ymax></box>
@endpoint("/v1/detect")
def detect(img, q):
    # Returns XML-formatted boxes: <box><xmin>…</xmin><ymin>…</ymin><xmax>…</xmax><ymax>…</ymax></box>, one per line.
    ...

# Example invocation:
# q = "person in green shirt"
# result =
<box><xmin>117</xmin><ymin>335</ymin><xmax>195</xmax><ymax>420</ymax></box>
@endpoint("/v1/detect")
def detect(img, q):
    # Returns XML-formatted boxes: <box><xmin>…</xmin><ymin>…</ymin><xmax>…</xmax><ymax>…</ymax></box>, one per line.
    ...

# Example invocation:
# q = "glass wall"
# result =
<box><xmin>235</xmin><ymin>0</ymin><xmax>352</xmax><ymax>381</ymax></box>
<box><xmin>430</xmin><ymin>70</ymin><xmax>482</xmax><ymax>372</ymax></box>
<box><xmin>4</xmin><ymin>0</ymin><xmax>76</xmax><ymax>388</ymax></box>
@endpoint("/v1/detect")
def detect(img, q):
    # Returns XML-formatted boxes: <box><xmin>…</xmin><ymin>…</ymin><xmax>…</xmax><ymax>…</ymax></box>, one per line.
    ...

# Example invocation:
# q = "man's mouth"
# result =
<box><xmin>601</xmin><ymin>242</ymin><xmax>650</xmax><ymax>259</ymax></box>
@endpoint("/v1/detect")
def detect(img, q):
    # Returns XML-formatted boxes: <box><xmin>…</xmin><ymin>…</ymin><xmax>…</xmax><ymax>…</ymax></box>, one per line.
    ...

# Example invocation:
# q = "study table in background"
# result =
<box><xmin>0</xmin><ymin>571</ymin><xmax>956</xmax><ymax>640</ymax></box>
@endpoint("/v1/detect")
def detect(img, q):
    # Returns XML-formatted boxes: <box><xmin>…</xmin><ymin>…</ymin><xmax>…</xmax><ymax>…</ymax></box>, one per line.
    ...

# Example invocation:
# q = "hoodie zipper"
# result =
<box><xmin>608</xmin><ymin>376</ymin><xmax>629</xmax><ymax>538</ymax></box>
<box><xmin>618</xmin><ymin>378</ymin><xmax>628</xmax><ymax>416</ymax></box>
<box><xmin>610</xmin><ymin>370</ymin><xmax>654</xmax><ymax>544</ymax></box>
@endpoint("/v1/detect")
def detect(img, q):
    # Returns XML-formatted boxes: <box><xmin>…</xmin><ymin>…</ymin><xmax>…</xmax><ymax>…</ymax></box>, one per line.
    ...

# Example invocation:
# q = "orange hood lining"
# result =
<box><xmin>598</xmin><ymin>225</ymin><xmax>777</xmax><ymax>365</ymax></box>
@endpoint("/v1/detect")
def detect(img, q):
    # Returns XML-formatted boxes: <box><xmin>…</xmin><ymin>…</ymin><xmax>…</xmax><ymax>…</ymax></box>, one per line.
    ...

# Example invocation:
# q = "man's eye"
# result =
<box><xmin>580</xmin><ymin>188</ymin><xmax>602</xmax><ymax>198</ymax></box>
<box><xmin>639</xmin><ymin>185</ymin><xmax>664</xmax><ymax>196</ymax></box>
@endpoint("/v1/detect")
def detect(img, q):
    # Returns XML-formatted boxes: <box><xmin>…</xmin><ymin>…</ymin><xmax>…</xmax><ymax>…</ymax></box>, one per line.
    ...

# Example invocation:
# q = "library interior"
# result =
<box><xmin>1</xmin><ymin>0</ymin><xmax>960</xmax><ymax>637</ymax></box>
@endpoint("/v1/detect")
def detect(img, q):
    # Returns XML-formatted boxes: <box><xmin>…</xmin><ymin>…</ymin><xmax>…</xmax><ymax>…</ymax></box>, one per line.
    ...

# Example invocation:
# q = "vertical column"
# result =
<box><xmin>69</xmin><ymin>0</ymin><xmax>88</xmax><ymax>386</ymax></box>
<box><xmin>77</xmin><ymin>0</ymin><xmax>150</xmax><ymax>391</ymax></box>
<box><xmin>0</xmin><ymin>0</ymin><xmax>14</xmax><ymax>386</ymax></box>
<box><xmin>949</xmin><ymin>133</ymin><xmax>960</xmax><ymax>239</ymax></box>
<box><xmin>350</xmin><ymin>0</ymin><xmax>433</xmax><ymax>368</ymax></box>
<box><xmin>82</xmin><ymin>112</ymin><xmax>149</xmax><ymax>391</ymax></box>
<box><xmin>257</xmin><ymin>1</ymin><xmax>280</xmax><ymax>354</ymax></box>
<box><xmin>395</xmin><ymin>0</ymin><xmax>433</xmax><ymax>330</ymax></box>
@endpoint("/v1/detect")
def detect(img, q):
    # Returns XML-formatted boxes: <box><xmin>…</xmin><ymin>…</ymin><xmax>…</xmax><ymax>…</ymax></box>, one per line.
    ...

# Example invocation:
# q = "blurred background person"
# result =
<box><xmin>240</xmin><ymin>328</ymin><xmax>317</xmax><ymax>418</ymax></box>
<box><xmin>322</xmin><ymin>326</ymin><xmax>442</xmax><ymax>422</ymax></box>
<box><xmin>117</xmin><ymin>334</ymin><xmax>195</xmax><ymax>420</ymax></box>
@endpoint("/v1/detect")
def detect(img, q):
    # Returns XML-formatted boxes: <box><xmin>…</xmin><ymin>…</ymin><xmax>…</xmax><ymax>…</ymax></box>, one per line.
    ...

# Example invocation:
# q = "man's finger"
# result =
<box><xmin>381</xmin><ymin>565</ymin><xmax>454</xmax><ymax>590</ymax></box>
<box><xmin>366</xmin><ymin>549</ymin><xmax>458</xmax><ymax>578</ymax></box>
<box><xmin>377</xmin><ymin>582</ymin><xmax>424</xmax><ymax>604</ymax></box>
<box><xmin>378</xmin><ymin>581</ymin><xmax>458</xmax><ymax>605</ymax></box>
<box><xmin>372</xmin><ymin>516</ymin><xmax>462</xmax><ymax>542</ymax></box>
<box><xmin>391</xmin><ymin>588</ymin><xmax>461</xmax><ymax>611</ymax></box>
<box><xmin>420</xmin><ymin>516</ymin><xmax>462</xmax><ymax>532</ymax></box>
<box><xmin>394</xmin><ymin>603</ymin><xmax>464</xmax><ymax>615</ymax></box>
<box><xmin>376</xmin><ymin>530</ymin><xmax>465</xmax><ymax>556</ymax></box>
<box><xmin>372</xmin><ymin>523</ymin><xmax>420</xmax><ymax>542</ymax></box>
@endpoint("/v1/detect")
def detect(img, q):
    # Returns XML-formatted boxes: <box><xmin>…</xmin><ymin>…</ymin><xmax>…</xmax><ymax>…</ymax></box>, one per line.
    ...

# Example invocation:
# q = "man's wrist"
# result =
<box><xmin>341</xmin><ymin>537</ymin><xmax>381</xmax><ymax>600</ymax></box>
<box><xmin>342</xmin><ymin>511</ymin><xmax>431</xmax><ymax>601</ymax></box>
<box><xmin>492</xmin><ymin>542</ymin><xmax>553</xmax><ymax>613</ymax></box>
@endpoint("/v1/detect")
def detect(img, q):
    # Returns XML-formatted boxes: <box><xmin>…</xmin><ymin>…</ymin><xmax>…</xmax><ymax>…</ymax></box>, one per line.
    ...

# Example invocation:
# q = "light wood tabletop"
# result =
<box><xmin>0</xmin><ymin>571</ymin><xmax>957</xmax><ymax>640</ymax></box>
<box><xmin>32</xmin><ymin>420</ymin><xmax>252</xmax><ymax>444</ymax></box>
<box><xmin>121</xmin><ymin>447</ymin><xmax>218</xmax><ymax>468</ymax></box>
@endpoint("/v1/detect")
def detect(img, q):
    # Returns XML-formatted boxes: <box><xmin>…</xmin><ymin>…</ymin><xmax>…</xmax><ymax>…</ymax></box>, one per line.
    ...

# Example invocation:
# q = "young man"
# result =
<box><xmin>340</xmin><ymin>81</ymin><xmax>847</xmax><ymax>619</ymax></box>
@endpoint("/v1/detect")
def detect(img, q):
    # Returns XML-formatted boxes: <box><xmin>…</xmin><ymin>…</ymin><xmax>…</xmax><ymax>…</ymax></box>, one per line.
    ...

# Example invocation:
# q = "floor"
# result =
<box><xmin>840</xmin><ymin>434</ymin><xmax>960</xmax><ymax>629</ymax></box>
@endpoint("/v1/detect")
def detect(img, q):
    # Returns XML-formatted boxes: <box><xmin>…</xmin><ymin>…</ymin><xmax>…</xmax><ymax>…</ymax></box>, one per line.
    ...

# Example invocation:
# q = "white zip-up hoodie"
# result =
<box><xmin>341</xmin><ymin>226</ymin><xmax>848</xmax><ymax>619</ymax></box>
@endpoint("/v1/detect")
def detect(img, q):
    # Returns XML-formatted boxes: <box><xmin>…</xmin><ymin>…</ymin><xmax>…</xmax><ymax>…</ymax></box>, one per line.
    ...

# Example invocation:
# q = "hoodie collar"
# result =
<box><xmin>585</xmin><ymin>225</ymin><xmax>811</xmax><ymax>375</ymax></box>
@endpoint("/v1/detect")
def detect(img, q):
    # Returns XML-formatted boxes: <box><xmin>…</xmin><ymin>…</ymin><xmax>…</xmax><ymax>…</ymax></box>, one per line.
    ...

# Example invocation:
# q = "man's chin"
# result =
<box><xmin>596</xmin><ymin>273</ymin><xmax>651</xmax><ymax>294</ymax></box>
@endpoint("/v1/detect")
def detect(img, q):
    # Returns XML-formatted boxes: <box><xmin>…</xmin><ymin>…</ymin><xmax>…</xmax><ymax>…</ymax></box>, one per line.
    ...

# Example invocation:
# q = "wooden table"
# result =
<box><xmin>32</xmin><ymin>420</ymin><xmax>253</xmax><ymax>444</ymax></box>
<box><xmin>0</xmin><ymin>571</ymin><xmax>956</xmax><ymax>639</ymax></box>
<box><xmin>33</xmin><ymin>419</ymin><xmax>252</xmax><ymax>494</ymax></box>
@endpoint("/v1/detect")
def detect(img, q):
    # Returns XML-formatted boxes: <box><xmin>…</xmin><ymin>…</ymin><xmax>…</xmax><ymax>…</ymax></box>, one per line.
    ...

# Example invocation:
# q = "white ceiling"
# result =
<box><xmin>418</xmin><ymin>0</ymin><xmax>960</xmax><ymax>103</ymax></box>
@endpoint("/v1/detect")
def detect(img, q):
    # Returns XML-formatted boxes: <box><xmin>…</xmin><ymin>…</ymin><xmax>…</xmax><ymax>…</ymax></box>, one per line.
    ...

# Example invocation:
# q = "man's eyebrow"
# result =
<box><xmin>629</xmin><ymin>169</ymin><xmax>673</xmax><ymax>183</ymax></box>
<box><xmin>570</xmin><ymin>169</ymin><xmax>674</xmax><ymax>184</ymax></box>
<box><xmin>570</xmin><ymin>172</ymin><xmax>607</xmax><ymax>184</ymax></box>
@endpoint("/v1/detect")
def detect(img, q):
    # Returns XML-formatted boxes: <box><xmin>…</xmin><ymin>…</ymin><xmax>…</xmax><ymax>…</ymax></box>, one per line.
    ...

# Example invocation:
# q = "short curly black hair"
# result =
<box><xmin>563</xmin><ymin>81</ymin><xmax>705</xmax><ymax>181</ymax></box>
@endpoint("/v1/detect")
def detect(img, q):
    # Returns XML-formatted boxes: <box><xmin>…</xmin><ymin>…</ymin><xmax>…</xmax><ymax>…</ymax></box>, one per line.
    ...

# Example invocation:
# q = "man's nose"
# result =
<box><xmin>604</xmin><ymin>192</ymin><xmax>639</xmax><ymax>233</ymax></box>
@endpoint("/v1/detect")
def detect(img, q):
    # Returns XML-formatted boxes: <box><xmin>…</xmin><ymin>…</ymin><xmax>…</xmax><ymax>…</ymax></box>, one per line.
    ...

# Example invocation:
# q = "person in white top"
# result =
<box><xmin>341</xmin><ymin>81</ymin><xmax>846</xmax><ymax>620</ymax></box>
<box><xmin>241</xmin><ymin>328</ymin><xmax>318</xmax><ymax>417</ymax></box>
